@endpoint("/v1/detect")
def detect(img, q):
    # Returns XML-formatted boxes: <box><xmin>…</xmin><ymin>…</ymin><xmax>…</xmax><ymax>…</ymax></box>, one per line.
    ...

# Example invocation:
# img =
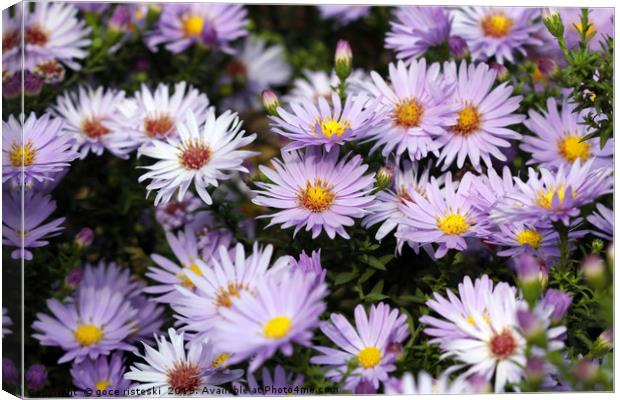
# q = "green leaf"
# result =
<box><xmin>333</xmin><ymin>271</ymin><xmax>358</xmax><ymax>286</ymax></box>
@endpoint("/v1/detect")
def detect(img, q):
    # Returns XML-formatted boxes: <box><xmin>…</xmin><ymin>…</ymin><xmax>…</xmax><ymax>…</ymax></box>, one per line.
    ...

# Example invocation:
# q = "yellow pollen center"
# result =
<box><xmin>263</xmin><ymin>316</ymin><xmax>292</xmax><ymax>339</ymax></box>
<box><xmin>182</xmin><ymin>15</ymin><xmax>204</xmax><ymax>37</ymax></box>
<box><xmin>74</xmin><ymin>324</ymin><xmax>104</xmax><ymax>346</ymax></box>
<box><xmin>393</xmin><ymin>98</ymin><xmax>424</xmax><ymax>128</ymax></box>
<box><xmin>536</xmin><ymin>185</ymin><xmax>575</xmax><ymax>209</ymax></box>
<box><xmin>177</xmin><ymin>262</ymin><xmax>203</xmax><ymax>288</ymax></box>
<box><xmin>95</xmin><ymin>380</ymin><xmax>112</xmax><ymax>391</ymax></box>
<box><xmin>481</xmin><ymin>14</ymin><xmax>513</xmax><ymax>38</ymax></box>
<box><xmin>214</xmin><ymin>282</ymin><xmax>247</xmax><ymax>309</ymax></box>
<box><xmin>516</xmin><ymin>229</ymin><xmax>543</xmax><ymax>249</ymax></box>
<box><xmin>358</xmin><ymin>346</ymin><xmax>381</xmax><ymax>369</ymax></box>
<box><xmin>9</xmin><ymin>142</ymin><xmax>36</xmax><ymax>167</ymax></box>
<box><xmin>558</xmin><ymin>135</ymin><xmax>590</xmax><ymax>163</ymax></box>
<box><xmin>317</xmin><ymin>117</ymin><xmax>351</xmax><ymax>138</ymax></box>
<box><xmin>298</xmin><ymin>179</ymin><xmax>335</xmax><ymax>213</ymax></box>
<box><xmin>437</xmin><ymin>213</ymin><xmax>470</xmax><ymax>235</ymax></box>
<box><xmin>451</xmin><ymin>105</ymin><xmax>481</xmax><ymax>136</ymax></box>
<box><xmin>211</xmin><ymin>353</ymin><xmax>230</xmax><ymax>368</ymax></box>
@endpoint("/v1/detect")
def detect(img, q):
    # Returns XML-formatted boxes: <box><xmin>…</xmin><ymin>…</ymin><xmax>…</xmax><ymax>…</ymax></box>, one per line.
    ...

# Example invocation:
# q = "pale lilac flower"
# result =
<box><xmin>2</xmin><ymin>113</ymin><xmax>77</xmax><ymax>186</ymax></box>
<box><xmin>145</xmin><ymin>4</ymin><xmax>248</xmax><ymax>54</ymax></box>
<box><xmin>385</xmin><ymin>6</ymin><xmax>452</xmax><ymax>63</ymax></box>
<box><xmin>559</xmin><ymin>8</ymin><xmax>613</xmax><ymax>51</ymax></box>
<box><xmin>70</xmin><ymin>353</ymin><xmax>131</xmax><ymax>395</ymax></box>
<box><xmin>32</xmin><ymin>286</ymin><xmax>137</xmax><ymax>364</ymax></box>
<box><xmin>484</xmin><ymin>222</ymin><xmax>565</xmax><ymax>262</ymax></box>
<box><xmin>452</xmin><ymin>7</ymin><xmax>542</xmax><ymax>64</ymax></box>
<box><xmin>384</xmin><ymin>371</ymin><xmax>474</xmax><ymax>394</ymax></box>
<box><xmin>541</xmin><ymin>289</ymin><xmax>573</xmax><ymax>323</ymax></box>
<box><xmin>289</xmin><ymin>249</ymin><xmax>325</xmax><ymax>284</ymax></box>
<box><xmin>2</xmin><ymin>190</ymin><xmax>65</xmax><ymax>260</ymax></box>
<box><xmin>317</xmin><ymin>5</ymin><xmax>371</xmax><ymax>25</ymax></box>
<box><xmin>359</xmin><ymin>59</ymin><xmax>457</xmax><ymax>161</ymax></box>
<box><xmin>311</xmin><ymin>303</ymin><xmax>409</xmax><ymax>391</ymax></box>
<box><xmin>51</xmin><ymin>86</ymin><xmax>133</xmax><ymax>159</ymax></box>
<box><xmin>587</xmin><ymin>204</ymin><xmax>613</xmax><ymax>240</ymax></box>
<box><xmin>138</xmin><ymin>109</ymin><xmax>257</xmax><ymax>206</ymax></box>
<box><xmin>155</xmin><ymin>191</ymin><xmax>203</xmax><ymax>231</ymax></box>
<box><xmin>521</xmin><ymin>97</ymin><xmax>612</xmax><ymax>170</ymax></box>
<box><xmin>214</xmin><ymin>270</ymin><xmax>328</xmax><ymax>372</ymax></box>
<box><xmin>270</xmin><ymin>92</ymin><xmax>375</xmax><ymax>151</ymax></box>
<box><xmin>252</xmin><ymin>147</ymin><xmax>375</xmax><ymax>239</ymax></box>
<box><xmin>436</xmin><ymin>61</ymin><xmax>523</xmax><ymax>170</ymax></box>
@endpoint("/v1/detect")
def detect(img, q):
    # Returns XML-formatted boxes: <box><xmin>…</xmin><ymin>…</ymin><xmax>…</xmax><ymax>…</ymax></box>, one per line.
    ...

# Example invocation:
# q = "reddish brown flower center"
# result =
<box><xmin>81</xmin><ymin>117</ymin><xmax>110</xmax><ymax>139</ymax></box>
<box><xmin>489</xmin><ymin>329</ymin><xmax>517</xmax><ymax>359</ymax></box>
<box><xmin>3</xmin><ymin>30</ymin><xmax>19</xmax><ymax>52</ymax></box>
<box><xmin>33</xmin><ymin>60</ymin><xmax>65</xmax><ymax>81</ymax></box>
<box><xmin>25</xmin><ymin>25</ymin><xmax>48</xmax><ymax>46</ymax></box>
<box><xmin>167</xmin><ymin>361</ymin><xmax>201</xmax><ymax>394</ymax></box>
<box><xmin>226</xmin><ymin>60</ymin><xmax>247</xmax><ymax>78</ymax></box>
<box><xmin>144</xmin><ymin>114</ymin><xmax>175</xmax><ymax>138</ymax></box>
<box><xmin>179</xmin><ymin>141</ymin><xmax>211</xmax><ymax>170</ymax></box>
<box><xmin>164</xmin><ymin>201</ymin><xmax>186</xmax><ymax>214</ymax></box>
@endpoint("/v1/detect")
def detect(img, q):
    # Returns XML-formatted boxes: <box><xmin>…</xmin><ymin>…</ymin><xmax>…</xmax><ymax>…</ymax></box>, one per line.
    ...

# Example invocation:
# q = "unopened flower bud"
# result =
<box><xmin>65</xmin><ymin>268</ymin><xmax>83</xmax><ymax>289</ymax></box>
<box><xmin>517</xmin><ymin>309</ymin><xmax>546</xmax><ymax>345</ymax></box>
<box><xmin>542</xmin><ymin>8</ymin><xmax>564</xmax><ymax>38</ymax></box>
<box><xmin>515</xmin><ymin>253</ymin><xmax>545</xmax><ymax>304</ymax></box>
<box><xmin>573</xmin><ymin>358</ymin><xmax>598</xmax><ymax>382</ymax></box>
<box><xmin>261</xmin><ymin>90</ymin><xmax>280</xmax><ymax>116</ymax></box>
<box><xmin>581</xmin><ymin>254</ymin><xmax>606</xmax><ymax>288</ymax></box>
<box><xmin>375</xmin><ymin>166</ymin><xmax>393</xmax><ymax>190</ymax></box>
<box><xmin>541</xmin><ymin>288</ymin><xmax>572</xmax><ymax>323</ymax></box>
<box><xmin>24</xmin><ymin>70</ymin><xmax>43</xmax><ymax>96</ymax></box>
<box><xmin>525</xmin><ymin>356</ymin><xmax>545</xmax><ymax>384</ymax></box>
<box><xmin>448</xmin><ymin>35</ymin><xmax>468</xmax><ymax>59</ymax></box>
<box><xmin>26</xmin><ymin>364</ymin><xmax>48</xmax><ymax>391</ymax></box>
<box><xmin>335</xmin><ymin>40</ymin><xmax>352</xmax><ymax>80</ymax></box>
<box><xmin>2</xmin><ymin>72</ymin><xmax>20</xmax><ymax>99</ymax></box>
<box><xmin>489</xmin><ymin>62</ymin><xmax>509</xmax><ymax>82</ymax></box>
<box><xmin>2</xmin><ymin>358</ymin><xmax>18</xmax><ymax>385</ymax></box>
<box><xmin>75</xmin><ymin>227</ymin><xmax>94</xmax><ymax>248</ymax></box>
<box><xmin>109</xmin><ymin>4</ymin><xmax>132</xmax><ymax>32</ymax></box>
<box><xmin>591</xmin><ymin>328</ymin><xmax>613</xmax><ymax>356</ymax></box>
<box><xmin>591</xmin><ymin>238</ymin><xmax>604</xmax><ymax>254</ymax></box>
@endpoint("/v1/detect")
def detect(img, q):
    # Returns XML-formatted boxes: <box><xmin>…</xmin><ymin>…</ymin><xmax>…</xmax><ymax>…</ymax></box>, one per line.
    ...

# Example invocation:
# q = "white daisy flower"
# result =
<box><xmin>138</xmin><ymin>108</ymin><xmax>257</xmax><ymax>206</ymax></box>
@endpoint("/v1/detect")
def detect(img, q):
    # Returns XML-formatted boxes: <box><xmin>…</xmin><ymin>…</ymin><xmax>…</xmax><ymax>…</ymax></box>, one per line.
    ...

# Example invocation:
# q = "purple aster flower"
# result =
<box><xmin>587</xmin><ymin>204</ymin><xmax>613</xmax><ymax>240</ymax></box>
<box><xmin>3</xmin><ymin>113</ymin><xmax>77</xmax><ymax>186</ymax></box>
<box><xmin>2</xmin><ymin>358</ymin><xmax>18</xmax><ymax>385</ymax></box>
<box><xmin>252</xmin><ymin>147</ymin><xmax>375</xmax><ymax>239</ymax></box>
<box><xmin>559</xmin><ymin>8</ymin><xmax>613</xmax><ymax>52</ymax></box>
<box><xmin>32</xmin><ymin>286</ymin><xmax>137</xmax><ymax>364</ymax></box>
<box><xmin>436</xmin><ymin>61</ymin><xmax>523</xmax><ymax>170</ymax></box>
<box><xmin>26</xmin><ymin>364</ymin><xmax>48</xmax><ymax>391</ymax></box>
<box><xmin>145</xmin><ymin>4</ymin><xmax>248</xmax><ymax>54</ymax></box>
<box><xmin>385</xmin><ymin>7</ymin><xmax>452</xmax><ymax>62</ymax></box>
<box><xmin>384</xmin><ymin>371</ymin><xmax>474</xmax><ymax>394</ymax></box>
<box><xmin>2</xmin><ymin>71</ymin><xmax>21</xmax><ymax>99</ymax></box>
<box><xmin>2</xmin><ymin>189</ymin><xmax>64</xmax><ymax>260</ymax></box>
<box><xmin>289</xmin><ymin>249</ymin><xmax>325</xmax><ymax>280</ymax></box>
<box><xmin>397</xmin><ymin>172</ymin><xmax>486</xmax><ymax>259</ymax></box>
<box><xmin>359</xmin><ymin>59</ymin><xmax>457</xmax><ymax>161</ymax></box>
<box><xmin>453</xmin><ymin>7</ymin><xmax>542</xmax><ymax>64</ymax></box>
<box><xmin>138</xmin><ymin>109</ymin><xmax>257</xmax><ymax>206</ymax></box>
<box><xmin>234</xmin><ymin>365</ymin><xmax>304</xmax><ymax>396</ymax></box>
<box><xmin>124</xmin><ymin>328</ymin><xmax>243</xmax><ymax>395</ymax></box>
<box><xmin>317</xmin><ymin>5</ymin><xmax>371</xmax><ymax>25</ymax></box>
<box><xmin>155</xmin><ymin>191</ymin><xmax>203</xmax><ymax>231</ymax></box>
<box><xmin>120</xmin><ymin>81</ymin><xmax>210</xmax><ymax>148</ymax></box>
<box><xmin>493</xmin><ymin>160</ymin><xmax>613</xmax><ymax>225</ymax></box>
<box><xmin>541</xmin><ymin>288</ymin><xmax>573</xmax><ymax>323</ymax></box>
<box><xmin>24</xmin><ymin>70</ymin><xmax>44</xmax><ymax>96</ymax></box>
<box><xmin>213</xmin><ymin>270</ymin><xmax>327</xmax><ymax>372</ymax></box>
<box><xmin>70</xmin><ymin>353</ymin><xmax>131</xmax><ymax>396</ymax></box>
<box><xmin>51</xmin><ymin>86</ymin><xmax>133</xmax><ymax>159</ymax></box>
<box><xmin>3</xmin><ymin>2</ymin><xmax>91</xmax><ymax>74</ymax></box>
<box><xmin>521</xmin><ymin>97</ymin><xmax>613</xmax><ymax>170</ymax></box>
<box><xmin>270</xmin><ymin>91</ymin><xmax>375</xmax><ymax>151</ymax></box>
<box><xmin>311</xmin><ymin>303</ymin><xmax>408</xmax><ymax>391</ymax></box>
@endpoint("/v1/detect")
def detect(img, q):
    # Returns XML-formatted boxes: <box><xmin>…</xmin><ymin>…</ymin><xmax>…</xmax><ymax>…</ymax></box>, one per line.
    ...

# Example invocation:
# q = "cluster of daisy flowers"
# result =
<box><xmin>1</xmin><ymin>2</ymin><xmax>615</xmax><ymax>396</ymax></box>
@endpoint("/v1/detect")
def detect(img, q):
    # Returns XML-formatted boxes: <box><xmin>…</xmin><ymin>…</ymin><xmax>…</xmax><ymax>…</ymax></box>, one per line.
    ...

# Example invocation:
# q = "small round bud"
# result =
<box><xmin>75</xmin><ymin>227</ymin><xmax>94</xmax><ymax>248</ymax></box>
<box><xmin>26</xmin><ymin>364</ymin><xmax>48</xmax><ymax>391</ymax></box>
<box><xmin>573</xmin><ymin>358</ymin><xmax>598</xmax><ymax>382</ymax></box>
<box><xmin>517</xmin><ymin>309</ymin><xmax>546</xmax><ymax>345</ymax></box>
<box><xmin>375</xmin><ymin>166</ymin><xmax>394</xmax><ymax>190</ymax></box>
<box><xmin>335</xmin><ymin>40</ymin><xmax>352</xmax><ymax>80</ymax></box>
<box><xmin>581</xmin><ymin>254</ymin><xmax>607</xmax><ymax>288</ymax></box>
<box><xmin>592</xmin><ymin>238</ymin><xmax>604</xmax><ymax>254</ymax></box>
<box><xmin>448</xmin><ymin>35</ymin><xmax>469</xmax><ymax>59</ymax></box>
<box><xmin>489</xmin><ymin>62</ymin><xmax>509</xmax><ymax>82</ymax></box>
<box><xmin>261</xmin><ymin>90</ymin><xmax>280</xmax><ymax>116</ymax></box>
<box><xmin>65</xmin><ymin>268</ymin><xmax>83</xmax><ymax>289</ymax></box>
<box><xmin>525</xmin><ymin>356</ymin><xmax>545</xmax><ymax>384</ymax></box>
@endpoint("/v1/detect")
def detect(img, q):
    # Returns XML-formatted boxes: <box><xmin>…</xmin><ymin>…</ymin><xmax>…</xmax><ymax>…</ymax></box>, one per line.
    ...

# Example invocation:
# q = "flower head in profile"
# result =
<box><xmin>2</xmin><ymin>190</ymin><xmax>65</xmax><ymax>260</ymax></box>
<box><xmin>2</xmin><ymin>113</ymin><xmax>77</xmax><ymax>187</ymax></box>
<box><xmin>270</xmin><ymin>92</ymin><xmax>375</xmax><ymax>151</ymax></box>
<box><xmin>145</xmin><ymin>4</ymin><xmax>248</xmax><ymax>54</ymax></box>
<box><xmin>521</xmin><ymin>97</ymin><xmax>612</xmax><ymax>170</ymax></box>
<box><xmin>385</xmin><ymin>6</ymin><xmax>452</xmax><ymax>63</ymax></box>
<box><xmin>3</xmin><ymin>2</ymin><xmax>91</xmax><ymax>74</ymax></box>
<box><xmin>51</xmin><ymin>86</ymin><xmax>132</xmax><ymax>159</ymax></box>
<box><xmin>121</xmin><ymin>82</ymin><xmax>210</xmax><ymax>148</ymax></box>
<box><xmin>124</xmin><ymin>328</ymin><xmax>242</xmax><ymax>395</ymax></box>
<box><xmin>70</xmin><ymin>353</ymin><xmax>131</xmax><ymax>396</ymax></box>
<box><xmin>587</xmin><ymin>204</ymin><xmax>613</xmax><ymax>241</ymax></box>
<box><xmin>311</xmin><ymin>303</ymin><xmax>409</xmax><ymax>390</ymax></box>
<box><xmin>138</xmin><ymin>108</ymin><xmax>257</xmax><ymax>206</ymax></box>
<box><xmin>252</xmin><ymin>147</ymin><xmax>375</xmax><ymax>239</ymax></box>
<box><xmin>436</xmin><ymin>61</ymin><xmax>523</xmax><ymax>170</ymax></box>
<box><xmin>32</xmin><ymin>286</ymin><xmax>137</xmax><ymax>364</ymax></box>
<box><xmin>360</xmin><ymin>59</ymin><xmax>457</xmax><ymax>161</ymax></box>
<box><xmin>453</xmin><ymin>7</ymin><xmax>542</xmax><ymax>64</ymax></box>
<box><xmin>317</xmin><ymin>5</ymin><xmax>371</xmax><ymax>25</ymax></box>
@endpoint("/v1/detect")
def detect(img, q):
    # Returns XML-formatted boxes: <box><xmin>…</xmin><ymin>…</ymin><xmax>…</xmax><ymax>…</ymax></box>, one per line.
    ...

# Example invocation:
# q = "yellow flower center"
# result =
<box><xmin>177</xmin><ymin>262</ymin><xmax>203</xmax><ymax>288</ymax></box>
<box><xmin>481</xmin><ymin>13</ymin><xmax>513</xmax><ymax>38</ymax></box>
<box><xmin>263</xmin><ymin>316</ymin><xmax>292</xmax><ymax>339</ymax></box>
<box><xmin>182</xmin><ymin>15</ymin><xmax>204</xmax><ymax>37</ymax></box>
<box><xmin>437</xmin><ymin>213</ymin><xmax>470</xmax><ymax>235</ymax></box>
<box><xmin>95</xmin><ymin>380</ymin><xmax>112</xmax><ymax>391</ymax></box>
<box><xmin>211</xmin><ymin>353</ymin><xmax>230</xmax><ymax>368</ymax></box>
<box><xmin>317</xmin><ymin>117</ymin><xmax>351</xmax><ymax>138</ymax></box>
<box><xmin>392</xmin><ymin>98</ymin><xmax>425</xmax><ymax>128</ymax></box>
<box><xmin>74</xmin><ymin>324</ymin><xmax>104</xmax><ymax>346</ymax></box>
<box><xmin>9</xmin><ymin>142</ymin><xmax>36</xmax><ymax>167</ymax></box>
<box><xmin>536</xmin><ymin>185</ymin><xmax>576</xmax><ymax>209</ymax></box>
<box><xmin>298</xmin><ymin>179</ymin><xmax>335</xmax><ymax>213</ymax></box>
<box><xmin>558</xmin><ymin>135</ymin><xmax>590</xmax><ymax>163</ymax></box>
<box><xmin>516</xmin><ymin>229</ymin><xmax>543</xmax><ymax>249</ymax></box>
<box><xmin>358</xmin><ymin>346</ymin><xmax>381</xmax><ymax>369</ymax></box>
<box><xmin>451</xmin><ymin>105</ymin><xmax>481</xmax><ymax>136</ymax></box>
